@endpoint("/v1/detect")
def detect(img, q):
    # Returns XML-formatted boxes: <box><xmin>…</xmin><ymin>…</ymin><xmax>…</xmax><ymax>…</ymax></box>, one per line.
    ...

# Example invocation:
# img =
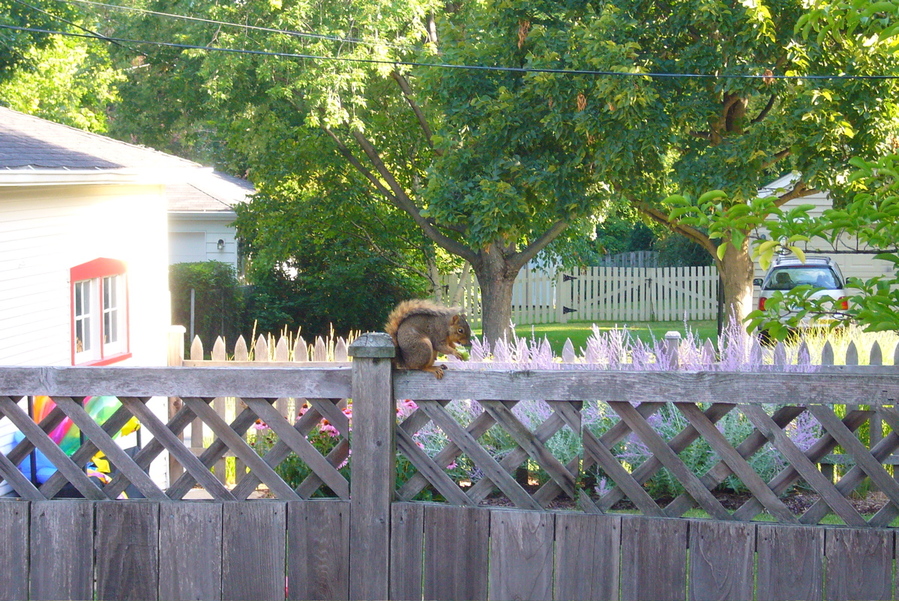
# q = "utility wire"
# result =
<box><xmin>56</xmin><ymin>0</ymin><xmax>410</xmax><ymax>49</ymax></box>
<box><xmin>3</xmin><ymin>23</ymin><xmax>899</xmax><ymax>81</ymax></box>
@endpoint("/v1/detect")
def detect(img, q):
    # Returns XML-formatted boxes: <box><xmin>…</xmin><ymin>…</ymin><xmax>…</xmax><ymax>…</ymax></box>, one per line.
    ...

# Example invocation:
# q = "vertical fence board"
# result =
<box><xmin>424</xmin><ymin>504</ymin><xmax>490</xmax><ymax>601</ymax></box>
<box><xmin>348</xmin><ymin>334</ymin><xmax>395</xmax><ymax>601</ymax></box>
<box><xmin>620</xmin><ymin>516</ymin><xmax>688</xmax><ymax>601</ymax></box>
<box><xmin>222</xmin><ymin>502</ymin><xmax>287</xmax><ymax>601</ymax></box>
<box><xmin>488</xmin><ymin>510</ymin><xmax>554</xmax><ymax>601</ymax></box>
<box><xmin>688</xmin><ymin>520</ymin><xmax>755</xmax><ymax>601</ymax></box>
<box><xmin>824</xmin><ymin>528</ymin><xmax>893</xmax><ymax>601</ymax></box>
<box><xmin>554</xmin><ymin>512</ymin><xmax>621</xmax><ymax>601</ymax></box>
<box><xmin>159</xmin><ymin>501</ymin><xmax>223</xmax><ymax>601</ymax></box>
<box><xmin>288</xmin><ymin>500</ymin><xmax>349</xmax><ymax>601</ymax></box>
<box><xmin>95</xmin><ymin>501</ymin><xmax>159</xmax><ymax>601</ymax></box>
<box><xmin>0</xmin><ymin>501</ymin><xmax>28</xmax><ymax>601</ymax></box>
<box><xmin>30</xmin><ymin>500</ymin><xmax>94</xmax><ymax>601</ymax></box>
<box><xmin>756</xmin><ymin>524</ymin><xmax>824</xmax><ymax>601</ymax></box>
<box><xmin>390</xmin><ymin>503</ymin><xmax>424</xmax><ymax>601</ymax></box>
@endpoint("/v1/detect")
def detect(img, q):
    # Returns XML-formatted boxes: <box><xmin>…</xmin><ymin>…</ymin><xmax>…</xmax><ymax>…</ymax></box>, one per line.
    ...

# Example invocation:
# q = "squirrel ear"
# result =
<box><xmin>450</xmin><ymin>315</ymin><xmax>460</xmax><ymax>325</ymax></box>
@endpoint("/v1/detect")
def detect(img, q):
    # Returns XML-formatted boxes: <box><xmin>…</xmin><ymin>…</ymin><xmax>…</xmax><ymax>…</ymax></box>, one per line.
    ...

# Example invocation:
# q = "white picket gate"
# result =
<box><xmin>437</xmin><ymin>265</ymin><xmax>720</xmax><ymax>325</ymax></box>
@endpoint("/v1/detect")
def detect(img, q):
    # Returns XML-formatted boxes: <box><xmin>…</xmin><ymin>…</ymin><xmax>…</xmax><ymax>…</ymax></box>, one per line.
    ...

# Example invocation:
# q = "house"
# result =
<box><xmin>0</xmin><ymin>106</ymin><xmax>205</xmax><ymax>366</ymax></box>
<box><xmin>167</xmin><ymin>170</ymin><xmax>253</xmax><ymax>270</ymax></box>
<box><xmin>0</xmin><ymin>106</ymin><xmax>204</xmax><ymax>493</ymax></box>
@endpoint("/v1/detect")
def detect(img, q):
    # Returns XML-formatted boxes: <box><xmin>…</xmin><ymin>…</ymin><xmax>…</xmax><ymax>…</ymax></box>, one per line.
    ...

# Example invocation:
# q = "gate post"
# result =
<box><xmin>348</xmin><ymin>332</ymin><xmax>396</xmax><ymax>601</ymax></box>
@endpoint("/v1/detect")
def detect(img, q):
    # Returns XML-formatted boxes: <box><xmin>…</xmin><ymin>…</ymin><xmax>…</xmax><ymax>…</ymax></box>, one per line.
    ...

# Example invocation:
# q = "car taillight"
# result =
<box><xmin>838</xmin><ymin>297</ymin><xmax>848</xmax><ymax>310</ymax></box>
<box><xmin>758</xmin><ymin>297</ymin><xmax>767</xmax><ymax>311</ymax></box>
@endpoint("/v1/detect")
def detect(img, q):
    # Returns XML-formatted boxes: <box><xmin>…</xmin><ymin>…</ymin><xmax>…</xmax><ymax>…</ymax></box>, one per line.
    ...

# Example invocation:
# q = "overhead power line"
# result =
<box><xmin>56</xmin><ymin>0</ymin><xmax>406</xmax><ymax>49</ymax></box>
<box><xmin>3</xmin><ymin>23</ymin><xmax>898</xmax><ymax>81</ymax></box>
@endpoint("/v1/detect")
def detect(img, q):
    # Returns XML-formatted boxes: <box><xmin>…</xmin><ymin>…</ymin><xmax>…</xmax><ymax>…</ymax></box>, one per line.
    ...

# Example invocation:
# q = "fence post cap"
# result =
<box><xmin>348</xmin><ymin>332</ymin><xmax>396</xmax><ymax>358</ymax></box>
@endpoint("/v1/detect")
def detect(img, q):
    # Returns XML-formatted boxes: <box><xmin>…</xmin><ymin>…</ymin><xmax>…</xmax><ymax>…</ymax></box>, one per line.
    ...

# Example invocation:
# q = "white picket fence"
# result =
<box><xmin>437</xmin><ymin>265</ymin><xmax>720</xmax><ymax>326</ymax></box>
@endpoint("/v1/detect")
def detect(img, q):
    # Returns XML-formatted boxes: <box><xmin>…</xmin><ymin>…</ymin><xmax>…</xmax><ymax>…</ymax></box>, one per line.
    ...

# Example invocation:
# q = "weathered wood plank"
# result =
<box><xmin>347</xmin><ymin>334</ymin><xmax>395</xmax><ymax>601</ymax></box>
<box><xmin>158</xmin><ymin>501</ymin><xmax>223</xmax><ymax>601</ymax></box>
<box><xmin>0</xmin><ymin>366</ymin><xmax>353</xmax><ymax>398</ymax></box>
<box><xmin>288</xmin><ymin>500</ymin><xmax>349</xmax><ymax>601</ymax></box>
<box><xmin>395</xmin><ymin>369</ymin><xmax>899</xmax><ymax>405</ymax></box>
<box><xmin>30</xmin><ymin>500</ymin><xmax>94</xmax><ymax>601</ymax></box>
<box><xmin>4</xmin><ymin>366</ymin><xmax>899</xmax><ymax>405</ymax></box>
<box><xmin>488</xmin><ymin>510</ymin><xmax>554</xmax><ymax>601</ymax></box>
<box><xmin>620</xmin><ymin>516</ymin><xmax>688</xmax><ymax>601</ymax></box>
<box><xmin>688</xmin><ymin>520</ymin><xmax>754</xmax><ymax>601</ymax></box>
<box><xmin>95</xmin><ymin>501</ymin><xmax>159</xmax><ymax>601</ymax></box>
<box><xmin>756</xmin><ymin>524</ymin><xmax>823</xmax><ymax>601</ymax></box>
<box><xmin>554</xmin><ymin>512</ymin><xmax>621</xmax><ymax>601</ymax></box>
<box><xmin>825</xmin><ymin>528</ymin><xmax>892</xmax><ymax>601</ymax></box>
<box><xmin>390</xmin><ymin>503</ymin><xmax>424</xmax><ymax>601</ymax></box>
<box><xmin>222</xmin><ymin>502</ymin><xmax>287</xmax><ymax>601</ymax></box>
<box><xmin>424</xmin><ymin>504</ymin><xmax>490</xmax><ymax>601</ymax></box>
<box><xmin>0</xmin><ymin>501</ymin><xmax>29</xmax><ymax>601</ymax></box>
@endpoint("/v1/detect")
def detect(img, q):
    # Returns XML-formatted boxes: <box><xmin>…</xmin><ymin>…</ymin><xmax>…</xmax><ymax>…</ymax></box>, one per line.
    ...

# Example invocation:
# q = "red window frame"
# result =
<box><xmin>70</xmin><ymin>258</ymin><xmax>131</xmax><ymax>365</ymax></box>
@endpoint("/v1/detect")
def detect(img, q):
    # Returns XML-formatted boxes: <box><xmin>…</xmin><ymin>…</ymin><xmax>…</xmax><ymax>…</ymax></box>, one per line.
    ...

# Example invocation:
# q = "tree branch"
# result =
<box><xmin>391</xmin><ymin>71</ymin><xmax>440</xmax><ymax>155</ymax></box>
<box><xmin>347</xmin><ymin>128</ymin><xmax>477</xmax><ymax>262</ymax></box>
<box><xmin>508</xmin><ymin>220</ymin><xmax>570</xmax><ymax>272</ymax></box>
<box><xmin>750</xmin><ymin>94</ymin><xmax>776</xmax><ymax>125</ymax></box>
<box><xmin>637</xmin><ymin>202</ymin><xmax>719</xmax><ymax>258</ymax></box>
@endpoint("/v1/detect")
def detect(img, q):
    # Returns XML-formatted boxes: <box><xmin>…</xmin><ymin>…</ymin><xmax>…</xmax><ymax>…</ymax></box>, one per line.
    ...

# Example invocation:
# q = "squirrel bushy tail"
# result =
<box><xmin>384</xmin><ymin>299</ymin><xmax>471</xmax><ymax>379</ymax></box>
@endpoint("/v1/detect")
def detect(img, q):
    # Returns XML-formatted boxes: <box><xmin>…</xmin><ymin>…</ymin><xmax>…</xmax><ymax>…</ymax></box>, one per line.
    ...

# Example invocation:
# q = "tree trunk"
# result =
<box><xmin>471</xmin><ymin>245</ymin><xmax>518</xmax><ymax>346</ymax></box>
<box><xmin>718</xmin><ymin>238</ymin><xmax>756</xmax><ymax>329</ymax></box>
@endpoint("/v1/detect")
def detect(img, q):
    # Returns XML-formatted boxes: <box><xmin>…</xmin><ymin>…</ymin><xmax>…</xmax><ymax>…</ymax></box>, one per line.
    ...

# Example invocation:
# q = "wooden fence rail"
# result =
<box><xmin>2</xmin><ymin>334</ymin><xmax>899</xmax><ymax>599</ymax></box>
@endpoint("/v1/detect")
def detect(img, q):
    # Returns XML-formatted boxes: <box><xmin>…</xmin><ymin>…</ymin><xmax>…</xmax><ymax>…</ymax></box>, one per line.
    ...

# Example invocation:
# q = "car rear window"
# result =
<box><xmin>766</xmin><ymin>267</ymin><xmax>841</xmax><ymax>290</ymax></box>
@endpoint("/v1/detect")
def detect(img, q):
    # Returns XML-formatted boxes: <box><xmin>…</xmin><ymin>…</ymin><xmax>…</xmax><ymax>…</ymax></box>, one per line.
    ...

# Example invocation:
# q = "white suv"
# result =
<box><xmin>753</xmin><ymin>255</ymin><xmax>848</xmax><ymax>337</ymax></box>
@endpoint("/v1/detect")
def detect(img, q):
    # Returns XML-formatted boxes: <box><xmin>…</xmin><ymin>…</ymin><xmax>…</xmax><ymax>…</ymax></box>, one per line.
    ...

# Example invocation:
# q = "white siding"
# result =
<box><xmin>168</xmin><ymin>215</ymin><xmax>240</xmax><ymax>269</ymax></box>
<box><xmin>0</xmin><ymin>183</ymin><xmax>171</xmax><ymax>366</ymax></box>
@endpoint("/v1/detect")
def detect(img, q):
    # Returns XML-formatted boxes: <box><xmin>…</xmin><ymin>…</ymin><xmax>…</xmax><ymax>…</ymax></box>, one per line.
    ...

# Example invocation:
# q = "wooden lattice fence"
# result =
<box><xmin>2</xmin><ymin>334</ymin><xmax>899</xmax><ymax>599</ymax></box>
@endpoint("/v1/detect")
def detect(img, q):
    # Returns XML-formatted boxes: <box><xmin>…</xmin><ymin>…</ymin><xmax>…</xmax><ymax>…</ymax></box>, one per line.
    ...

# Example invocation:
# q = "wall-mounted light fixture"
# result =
<box><xmin>217</xmin><ymin>239</ymin><xmax>225</xmax><ymax>251</ymax></box>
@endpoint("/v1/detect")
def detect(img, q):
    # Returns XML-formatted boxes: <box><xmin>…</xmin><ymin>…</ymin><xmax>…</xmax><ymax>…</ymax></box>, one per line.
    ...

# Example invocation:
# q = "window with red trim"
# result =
<box><xmin>70</xmin><ymin>259</ymin><xmax>131</xmax><ymax>365</ymax></box>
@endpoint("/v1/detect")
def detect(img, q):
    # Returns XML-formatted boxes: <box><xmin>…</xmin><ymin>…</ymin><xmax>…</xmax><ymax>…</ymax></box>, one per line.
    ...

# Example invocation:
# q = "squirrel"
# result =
<box><xmin>384</xmin><ymin>299</ymin><xmax>471</xmax><ymax>379</ymax></box>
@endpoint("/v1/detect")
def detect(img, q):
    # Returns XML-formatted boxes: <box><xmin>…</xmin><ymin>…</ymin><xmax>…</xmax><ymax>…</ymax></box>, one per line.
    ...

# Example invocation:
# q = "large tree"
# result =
<box><xmin>523</xmin><ymin>0</ymin><xmax>899</xmax><ymax>327</ymax></box>
<box><xmin>103</xmin><ymin>0</ymin><xmax>898</xmax><ymax>339</ymax></box>
<box><xmin>106</xmin><ymin>0</ymin><xmax>615</xmax><ymax>342</ymax></box>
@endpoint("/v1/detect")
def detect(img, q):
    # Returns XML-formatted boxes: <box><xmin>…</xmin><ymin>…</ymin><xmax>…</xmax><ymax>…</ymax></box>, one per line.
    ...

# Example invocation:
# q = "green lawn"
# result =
<box><xmin>505</xmin><ymin>320</ymin><xmax>719</xmax><ymax>355</ymax></box>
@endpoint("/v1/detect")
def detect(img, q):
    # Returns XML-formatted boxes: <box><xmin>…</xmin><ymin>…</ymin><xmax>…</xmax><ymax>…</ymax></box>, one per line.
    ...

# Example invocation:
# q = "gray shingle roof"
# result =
<box><xmin>0</xmin><ymin>106</ymin><xmax>201</xmax><ymax>171</ymax></box>
<box><xmin>167</xmin><ymin>171</ymin><xmax>254</xmax><ymax>213</ymax></box>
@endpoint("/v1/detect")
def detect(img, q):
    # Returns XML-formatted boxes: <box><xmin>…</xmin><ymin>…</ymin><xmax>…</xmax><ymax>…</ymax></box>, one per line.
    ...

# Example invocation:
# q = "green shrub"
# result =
<box><xmin>170</xmin><ymin>262</ymin><xmax>247</xmax><ymax>351</ymax></box>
